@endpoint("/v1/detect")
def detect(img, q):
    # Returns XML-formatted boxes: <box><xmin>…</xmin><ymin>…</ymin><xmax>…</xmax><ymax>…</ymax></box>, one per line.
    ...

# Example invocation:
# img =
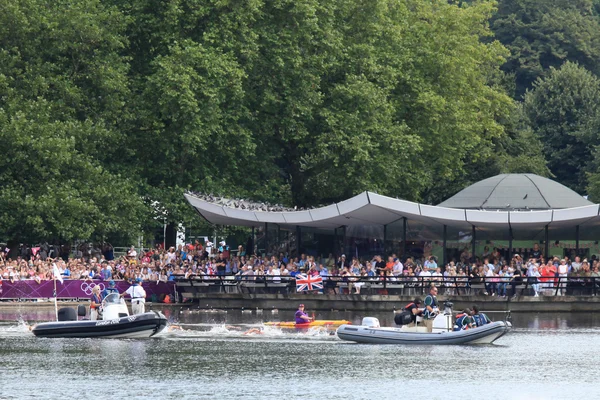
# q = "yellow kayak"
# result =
<box><xmin>264</xmin><ymin>320</ymin><xmax>351</xmax><ymax>328</ymax></box>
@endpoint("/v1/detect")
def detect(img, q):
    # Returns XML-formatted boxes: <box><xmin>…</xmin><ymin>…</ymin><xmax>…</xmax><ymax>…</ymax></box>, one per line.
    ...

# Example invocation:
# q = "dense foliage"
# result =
<box><xmin>1</xmin><ymin>0</ymin><xmax>599</xmax><ymax>244</ymax></box>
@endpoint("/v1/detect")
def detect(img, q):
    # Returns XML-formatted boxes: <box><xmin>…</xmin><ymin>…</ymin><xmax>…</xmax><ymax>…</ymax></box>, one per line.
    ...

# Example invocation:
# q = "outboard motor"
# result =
<box><xmin>361</xmin><ymin>317</ymin><xmax>380</xmax><ymax>328</ymax></box>
<box><xmin>57</xmin><ymin>307</ymin><xmax>77</xmax><ymax>322</ymax></box>
<box><xmin>77</xmin><ymin>304</ymin><xmax>87</xmax><ymax>318</ymax></box>
<box><xmin>443</xmin><ymin>301</ymin><xmax>454</xmax><ymax>315</ymax></box>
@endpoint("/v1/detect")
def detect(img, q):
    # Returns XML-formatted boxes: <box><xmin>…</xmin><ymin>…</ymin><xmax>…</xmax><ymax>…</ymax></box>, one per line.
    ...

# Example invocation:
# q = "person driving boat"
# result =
<box><xmin>422</xmin><ymin>285</ymin><xmax>439</xmax><ymax>332</ymax></box>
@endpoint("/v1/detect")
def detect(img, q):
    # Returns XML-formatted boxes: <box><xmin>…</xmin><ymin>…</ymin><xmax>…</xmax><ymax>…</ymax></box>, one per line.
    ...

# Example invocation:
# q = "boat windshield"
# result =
<box><xmin>103</xmin><ymin>293</ymin><xmax>122</xmax><ymax>305</ymax></box>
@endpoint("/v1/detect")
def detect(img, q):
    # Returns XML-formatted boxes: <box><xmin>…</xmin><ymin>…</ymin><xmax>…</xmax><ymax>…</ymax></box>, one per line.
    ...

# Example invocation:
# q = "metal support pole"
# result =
<box><xmin>402</xmin><ymin>217</ymin><xmax>407</xmax><ymax>258</ymax></box>
<box><xmin>576</xmin><ymin>225</ymin><xmax>580</xmax><ymax>256</ymax></box>
<box><xmin>296</xmin><ymin>225</ymin><xmax>301</xmax><ymax>258</ymax></box>
<box><xmin>383</xmin><ymin>224</ymin><xmax>388</xmax><ymax>256</ymax></box>
<box><xmin>544</xmin><ymin>225</ymin><xmax>549</xmax><ymax>259</ymax></box>
<box><xmin>442</xmin><ymin>225</ymin><xmax>447</xmax><ymax>269</ymax></box>
<box><xmin>277</xmin><ymin>224</ymin><xmax>281</xmax><ymax>256</ymax></box>
<box><xmin>471</xmin><ymin>226</ymin><xmax>476</xmax><ymax>264</ymax></box>
<box><xmin>251</xmin><ymin>226</ymin><xmax>255</xmax><ymax>256</ymax></box>
<box><xmin>342</xmin><ymin>225</ymin><xmax>347</xmax><ymax>259</ymax></box>
<box><xmin>508</xmin><ymin>227</ymin><xmax>513</xmax><ymax>262</ymax></box>
<box><xmin>264</xmin><ymin>222</ymin><xmax>269</xmax><ymax>257</ymax></box>
<box><xmin>333</xmin><ymin>228</ymin><xmax>338</xmax><ymax>259</ymax></box>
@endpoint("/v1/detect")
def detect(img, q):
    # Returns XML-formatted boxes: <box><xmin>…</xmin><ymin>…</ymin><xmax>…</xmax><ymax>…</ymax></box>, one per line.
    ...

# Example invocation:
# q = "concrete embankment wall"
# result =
<box><xmin>180</xmin><ymin>294</ymin><xmax>600</xmax><ymax>312</ymax></box>
<box><xmin>2</xmin><ymin>294</ymin><xmax>596</xmax><ymax>313</ymax></box>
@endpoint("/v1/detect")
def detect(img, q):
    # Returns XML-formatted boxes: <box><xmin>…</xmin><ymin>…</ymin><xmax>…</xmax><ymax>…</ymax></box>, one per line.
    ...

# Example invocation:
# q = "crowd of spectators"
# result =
<box><xmin>1</xmin><ymin>241</ymin><xmax>599</xmax><ymax>297</ymax></box>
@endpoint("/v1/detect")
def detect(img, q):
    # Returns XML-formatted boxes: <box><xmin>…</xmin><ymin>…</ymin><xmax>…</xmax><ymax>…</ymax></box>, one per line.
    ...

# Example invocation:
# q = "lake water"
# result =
<box><xmin>0</xmin><ymin>308</ymin><xmax>598</xmax><ymax>400</ymax></box>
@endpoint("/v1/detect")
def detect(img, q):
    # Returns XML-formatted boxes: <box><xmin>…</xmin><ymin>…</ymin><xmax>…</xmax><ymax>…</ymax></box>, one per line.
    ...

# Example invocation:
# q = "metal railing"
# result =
<box><xmin>172</xmin><ymin>274</ymin><xmax>600</xmax><ymax>297</ymax></box>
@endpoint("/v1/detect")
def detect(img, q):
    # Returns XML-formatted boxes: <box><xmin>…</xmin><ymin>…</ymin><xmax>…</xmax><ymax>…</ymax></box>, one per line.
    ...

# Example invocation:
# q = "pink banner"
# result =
<box><xmin>0</xmin><ymin>280</ymin><xmax>175</xmax><ymax>300</ymax></box>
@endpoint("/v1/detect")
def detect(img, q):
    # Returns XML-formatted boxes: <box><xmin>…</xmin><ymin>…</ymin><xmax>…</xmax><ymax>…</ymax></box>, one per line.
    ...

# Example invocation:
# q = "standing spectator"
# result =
<box><xmin>373</xmin><ymin>255</ymin><xmax>386</xmax><ymax>276</ymax></box>
<box><xmin>539</xmin><ymin>261</ymin><xmax>554</xmax><ymax>296</ymax></box>
<box><xmin>319</xmin><ymin>263</ymin><xmax>328</xmax><ymax>278</ymax></box>
<box><xmin>431</xmin><ymin>267</ymin><xmax>443</xmax><ymax>285</ymax></box>
<box><xmin>204</xmin><ymin>241</ymin><xmax>213</xmax><ymax>259</ymax></box>
<box><xmin>99</xmin><ymin>261</ymin><xmax>111</xmax><ymax>281</ymax></box>
<box><xmin>219</xmin><ymin>241</ymin><xmax>230</xmax><ymax>259</ymax></box>
<box><xmin>337</xmin><ymin>254</ymin><xmax>348</xmax><ymax>270</ymax></box>
<box><xmin>392</xmin><ymin>258</ymin><xmax>403</xmax><ymax>277</ymax></box>
<box><xmin>424</xmin><ymin>256</ymin><xmax>437</xmax><ymax>272</ymax></box>
<box><xmin>214</xmin><ymin>253</ymin><xmax>227</xmax><ymax>276</ymax></box>
<box><xmin>497</xmin><ymin>265</ymin><xmax>510</xmax><ymax>297</ymax></box>
<box><xmin>165</xmin><ymin>247</ymin><xmax>177</xmax><ymax>264</ymax></box>
<box><xmin>460</xmin><ymin>248</ymin><xmax>471</xmax><ymax>265</ymax></box>
<box><xmin>305</xmin><ymin>256</ymin><xmax>317</xmax><ymax>274</ymax></box>
<box><xmin>103</xmin><ymin>243</ymin><xmax>114</xmax><ymax>261</ymax></box>
<box><xmin>557</xmin><ymin>259</ymin><xmax>569</xmax><ymax>296</ymax></box>
<box><xmin>127</xmin><ymin>246</ymin><xmax>137</xmax><ymax>260</ymax></box>
<box><xmin>121</xmin><ymin>278</ymin><xmax>146</xmax><ymax>314</ymax></box>
<box><xmin>571</xmin><ymin>256</ymin><xmax>582</xmax><ymax>273</ymax></box>
<box><xmin>325</xmin><ymin>253</ymin><xmax>335</xmax><ymax>270</ymax></box>
<box><xmin>297</xmin><ymin>254</ymin><xmax>307</xmax><ymax>269</ymax></box>
<box><xmin>420</xmin><ymin>265</ymin><xmax>432</xmax><ymax>287</ymax></box>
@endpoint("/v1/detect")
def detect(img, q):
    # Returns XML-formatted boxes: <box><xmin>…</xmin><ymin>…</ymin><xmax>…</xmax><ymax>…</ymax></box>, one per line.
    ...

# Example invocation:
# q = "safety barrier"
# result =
<box><xmin>0</xmin><ymin>280</ymin><xmax>175</xmax><ymax>300</ymax></box>
<box><xmin>171</xmin><ymin>274</ymin><xmax>600</xmax><ymax>298</ymax></box>
<box><xmin>1</xmin><ymin>275</ymin><xmax>595</xmax><ymax>301</ymax></box>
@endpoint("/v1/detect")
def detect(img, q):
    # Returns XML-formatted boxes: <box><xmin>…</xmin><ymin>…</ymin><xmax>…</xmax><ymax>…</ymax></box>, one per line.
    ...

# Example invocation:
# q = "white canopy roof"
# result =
<box><xmin>185</xmin><ymin>191</ymin><xmax>600</xmax><ymax>240</ymax></box>
<box><xmin>438</xmin><ymin>174</ymin><xmax>593</xmax><ymax>210</ymax></box>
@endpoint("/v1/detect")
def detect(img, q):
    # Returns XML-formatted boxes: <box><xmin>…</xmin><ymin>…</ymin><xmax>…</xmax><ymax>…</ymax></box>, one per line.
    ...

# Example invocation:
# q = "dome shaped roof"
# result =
<box><xmin>437</xmin><ymin>174</ymin><xmax>593</xmax><ymax>210</ymax></box>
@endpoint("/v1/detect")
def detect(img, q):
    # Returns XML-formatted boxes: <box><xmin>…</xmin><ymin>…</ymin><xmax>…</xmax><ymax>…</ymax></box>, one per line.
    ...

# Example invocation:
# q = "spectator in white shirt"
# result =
<box><xmin>392</xmin><ymin>258</ymin><xmax>404</xmax><ymax>277</ymax></box>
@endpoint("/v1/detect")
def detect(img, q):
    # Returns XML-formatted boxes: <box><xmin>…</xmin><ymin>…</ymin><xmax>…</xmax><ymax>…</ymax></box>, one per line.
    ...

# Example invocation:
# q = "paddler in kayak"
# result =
<box><xmin>295</xmin><ymin>304</ymin><xmax>313</xmax><ymax>325</ymax></box>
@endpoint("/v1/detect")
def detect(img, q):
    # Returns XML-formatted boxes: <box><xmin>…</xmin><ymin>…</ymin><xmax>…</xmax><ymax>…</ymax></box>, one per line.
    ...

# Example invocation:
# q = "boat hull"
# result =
<box><xmin>336</xmin><ymin>321</ymin><xmax>511</xmax><ymax>345</ymax></box>
<box><xmin>264</xmin><ymin>320</ymin><xmax>350</xmax><ymax>328</ymax></box>
<box><xmin>32</xmin><ymin>311</ymin><xmax>168</xmax><ymax>339</ymax></box>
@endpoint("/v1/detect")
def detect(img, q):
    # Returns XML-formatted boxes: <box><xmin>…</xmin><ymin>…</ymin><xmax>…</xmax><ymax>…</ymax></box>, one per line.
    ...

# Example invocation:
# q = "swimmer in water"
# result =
<box><xmin>167</xmin><ymin>325</ymin><xmax>183</xmax><ymax>332</ymax></box>
<box><xmin>243</xmin><ymin>328</ymin><xmax>264</xmax><ymax>335</ymax></box>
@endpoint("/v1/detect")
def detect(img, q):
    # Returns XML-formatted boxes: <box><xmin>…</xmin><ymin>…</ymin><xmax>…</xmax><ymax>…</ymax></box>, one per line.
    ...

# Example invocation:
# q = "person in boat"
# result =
<box><xmin>121</xmin><ymin>277</ymin><xmax>146</xmax><ymax>315</ymax></box>
<box><xmin>454</xmin><ymin>308</ymin><xmax>475</xmax><ymax>331</ymax></box>
<box><xmin>404</xmin><ymin>297</ymin><xmax>423</xmax><ymax>327</ymax></box>
<box><xmin>422</xmin><ymin>285</ymin><xmax>439</xmax><ymax>332</ymax></box>
<box><xmin>294</xmin><ymin>304</ymin><xmax>313</xmax><ymax>325</ymax></box>
<box><xmin>471</xmin><ymin>305</ymin><xmax>491</xmax><ymax>327</ymax></box>
<box><xmin>90</xmin><ymin>285</ymin><xmax>103</xmax><ymax>321</ymax></box>
<box><xmin>101</xmin><ymin>280</ymin><xmax>119</xmax><ymax>298</ymax></box>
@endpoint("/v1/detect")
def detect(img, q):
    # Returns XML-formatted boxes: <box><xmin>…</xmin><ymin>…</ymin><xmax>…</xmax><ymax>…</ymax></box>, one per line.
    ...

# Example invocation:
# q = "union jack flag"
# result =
<box><xmin>295</xmin><ymin>274</ymin><xmax>323</xmax><ymax>292</ymax></box>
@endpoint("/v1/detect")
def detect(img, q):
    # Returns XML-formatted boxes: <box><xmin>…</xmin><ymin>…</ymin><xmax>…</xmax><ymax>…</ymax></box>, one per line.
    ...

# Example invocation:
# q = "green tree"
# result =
<box><xmin>439</xmin><ymin>103</ymin><xmax>550</xmax><ymax>203</ymax></box>
<box><xmin>240</xmin><ymin>0</ymin><xmax>514</xmax><ymax>206</ymax></box>
<box><xmin>0</xmin><ymin>0</ymin><xmax>145</xmax><ymax>243</ymax></box>
<box><xmin>0</xmin><ymin>102</ymin><xmax>146</xmax><ymax>243</ymax></box>
<box><xmin>491</xmin><ymin>0</ymin><xmax>600</xmax><ymax>98</ymax></box>
<box><xmin>524</xmin><ymin>61</ymin><xmax>600</xmax><ymax>195</ymax></box>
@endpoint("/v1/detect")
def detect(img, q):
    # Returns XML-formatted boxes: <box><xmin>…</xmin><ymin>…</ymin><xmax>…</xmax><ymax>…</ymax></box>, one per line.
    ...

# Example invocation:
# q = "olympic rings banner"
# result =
<box><xmin>0</xmin><ymin>280</ymin><xmax>175</xmax><ymax>300</ymax></box>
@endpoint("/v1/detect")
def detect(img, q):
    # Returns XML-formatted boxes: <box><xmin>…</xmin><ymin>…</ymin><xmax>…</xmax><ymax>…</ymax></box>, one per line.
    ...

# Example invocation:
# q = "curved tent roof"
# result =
<box><xmin>437</xmin><ymin>174</ymin><xmax>592</xmax><ymax>210</ymax></box>
<box><xmin>184</xmin><ymin>190</ymin><xmax>600</xmax><ymax>240</ymax></box>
